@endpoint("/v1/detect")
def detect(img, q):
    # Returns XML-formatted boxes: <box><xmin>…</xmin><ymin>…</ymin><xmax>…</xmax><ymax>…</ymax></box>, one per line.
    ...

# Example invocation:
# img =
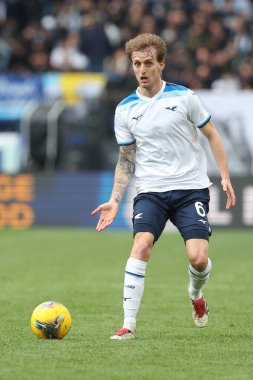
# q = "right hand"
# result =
<box><xmin>91</xmin><ymin>201</ymin><xmax>119</xmax><ymax>232</ymax></box>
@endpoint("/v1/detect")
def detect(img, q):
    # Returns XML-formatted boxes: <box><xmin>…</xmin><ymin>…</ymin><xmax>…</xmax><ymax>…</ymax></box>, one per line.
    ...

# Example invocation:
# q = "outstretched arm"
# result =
<box><xmin>200</xmin><ymin>120</ymin><xmax>236</xmax><ymax>209</ymax></box>
<box><xmin>91</xmin><ymin>143</ymin><xmax>136</xmax><ymax>231</ymax></box>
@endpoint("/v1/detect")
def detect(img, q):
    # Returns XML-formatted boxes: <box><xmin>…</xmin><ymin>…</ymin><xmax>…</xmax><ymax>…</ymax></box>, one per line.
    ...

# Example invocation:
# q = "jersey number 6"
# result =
<box><xmin>195</xmin><ymin>201</ymin><xmax>206</xmax><ymax>217</ymax></box>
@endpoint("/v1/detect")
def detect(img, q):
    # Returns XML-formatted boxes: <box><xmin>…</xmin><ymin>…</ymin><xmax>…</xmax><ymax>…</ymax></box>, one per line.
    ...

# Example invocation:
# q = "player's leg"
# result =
<box><xmin>110</xmin><ymin>232</ymin><xmax>154</xmax><ymax>340</ymax></box>
<box><xmin>186</xmin><ymin>238</ymin><xmax>211</xmax><ymax>327</ymax></box>
<box><xmin>186</xmin><ymin>238</ymin><xmax>211</xmax><ymax>298</ymax></box>
<box><xmin>110</xmin><ymin>193</ymin><xmax>168</xmax><ymax>340</ymax></box>
<box><xmin>170</xmin><ymin>189</ymin><xmax>212</xmax><ymax>327</ymax></box>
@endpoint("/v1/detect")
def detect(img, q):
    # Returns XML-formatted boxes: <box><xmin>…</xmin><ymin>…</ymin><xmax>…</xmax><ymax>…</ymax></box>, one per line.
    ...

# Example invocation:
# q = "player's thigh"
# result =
<box><xmin>171</xmin><ymin>189</ymin><xmax>211</xmax><ymax>242</ymax></box>
<box><xmin>132</xmin><ymin>193</ymin><xmax>168</xmax><ymax>242</ymax></box>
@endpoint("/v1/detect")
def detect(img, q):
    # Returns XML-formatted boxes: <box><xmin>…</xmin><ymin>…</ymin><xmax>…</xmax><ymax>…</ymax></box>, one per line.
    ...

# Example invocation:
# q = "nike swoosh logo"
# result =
<box><xmin>134</xmin><ymin>213</ymin><xmax>143</xmax><ymax>219</ymax></box>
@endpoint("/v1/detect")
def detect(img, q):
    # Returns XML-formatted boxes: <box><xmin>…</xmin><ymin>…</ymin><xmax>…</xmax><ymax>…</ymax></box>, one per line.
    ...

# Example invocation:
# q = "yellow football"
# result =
<box><xmin>31</xmin><ymin>301</ymin><xmax>71</xmax><ymax>339</ymax></box>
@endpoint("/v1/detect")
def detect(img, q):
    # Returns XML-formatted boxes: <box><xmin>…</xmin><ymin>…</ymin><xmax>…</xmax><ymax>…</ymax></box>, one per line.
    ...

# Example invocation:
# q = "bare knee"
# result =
<box><xmin>186</xmin><ymin>239</ymin><xmax>209</xmax><ymax>271</ymax></box>
<box><xmin>130</xmin><ymin>232</ymin><xmax>154</xmax><ymax>261</ymax></box>
<box><xmin>190</xmin><ymin>254</ymin><xmax>208</xmax><ymax>271</ymax></box>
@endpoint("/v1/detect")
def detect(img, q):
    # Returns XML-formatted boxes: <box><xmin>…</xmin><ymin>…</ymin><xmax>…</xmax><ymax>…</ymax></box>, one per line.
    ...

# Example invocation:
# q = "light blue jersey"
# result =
<box><xmin>114</xmin><ymin>81</ymin><xmax>212</xmax><ymax>194</ymax></box>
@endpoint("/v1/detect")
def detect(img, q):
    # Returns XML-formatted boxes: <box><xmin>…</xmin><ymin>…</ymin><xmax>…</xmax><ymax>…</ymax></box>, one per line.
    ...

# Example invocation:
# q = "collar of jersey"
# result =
<box><xmin>136</xmin><ymin>80</ymin><xmax>166</xmax><ymax>101</ymax></box>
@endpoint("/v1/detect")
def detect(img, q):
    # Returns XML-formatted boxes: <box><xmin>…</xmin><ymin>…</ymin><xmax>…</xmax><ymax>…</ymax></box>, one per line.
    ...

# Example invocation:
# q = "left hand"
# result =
<box><xmin>221</xmin><ymin>177</ymin><xmax>236</xmax><ymax>209</ymax></box>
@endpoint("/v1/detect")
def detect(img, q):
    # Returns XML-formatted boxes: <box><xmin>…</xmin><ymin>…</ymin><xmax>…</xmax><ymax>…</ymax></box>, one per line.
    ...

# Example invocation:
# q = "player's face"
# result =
<box><xmin>131</xmin><ymin>47</ymin><xmax>165</xmax><ymax>96</ymax></box>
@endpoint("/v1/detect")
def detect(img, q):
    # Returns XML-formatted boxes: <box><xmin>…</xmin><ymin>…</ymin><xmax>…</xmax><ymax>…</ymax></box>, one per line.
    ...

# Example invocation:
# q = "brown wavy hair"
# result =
<box><xmin>125</xmin><ymin>33</ymin><xmax>167</xmax><ymax>63</ymax></box>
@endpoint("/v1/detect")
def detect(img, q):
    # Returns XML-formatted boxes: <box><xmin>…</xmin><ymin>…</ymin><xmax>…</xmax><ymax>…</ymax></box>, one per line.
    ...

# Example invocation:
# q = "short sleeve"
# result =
<box><xmin>114</xmin><ymin>110</ymin><xmax>135</xmax><ymax>145</ymax></box>
<box><xmin>187</xmin><ymin>90</ymin><xmax>211</xmax><ymax>128</ymax></box>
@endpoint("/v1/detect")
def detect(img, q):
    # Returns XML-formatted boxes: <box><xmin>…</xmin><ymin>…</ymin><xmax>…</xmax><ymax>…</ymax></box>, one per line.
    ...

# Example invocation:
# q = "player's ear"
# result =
<box><xmin>160</xmin><ymin>61</ymin><xmax>165</xmax><ymax>71</ymax></box>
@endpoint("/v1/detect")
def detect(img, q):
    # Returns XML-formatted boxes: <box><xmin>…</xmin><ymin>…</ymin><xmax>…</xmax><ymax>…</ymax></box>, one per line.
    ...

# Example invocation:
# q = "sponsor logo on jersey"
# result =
<box><xmin>134</xmin><ymin>213</ymin><xmax>143</xmax><ymax>219</ymax></box>
<box><xmin>132</xmin><ymin>114</ymin><xmax>143</xmax><ymax>121</ymax></box>
<box><xmin>165</xmin><ymin>106</ymin><xmax>178</xmax><ymax>111</ymax></box>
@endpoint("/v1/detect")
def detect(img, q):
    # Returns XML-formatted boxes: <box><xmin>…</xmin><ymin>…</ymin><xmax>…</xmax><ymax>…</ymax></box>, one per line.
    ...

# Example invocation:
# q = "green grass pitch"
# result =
<box><xmin>0</xmin><ymin>228</ymin><xmax>252</xmax><ymax>380</ymax></box>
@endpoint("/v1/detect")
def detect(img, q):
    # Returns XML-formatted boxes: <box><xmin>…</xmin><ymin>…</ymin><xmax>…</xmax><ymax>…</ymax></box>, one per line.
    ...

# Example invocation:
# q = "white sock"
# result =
<box><xmin>188</xmin><ymin>258</ymin><xmax>212</xmax><ymax>300</ymax></box>
<box><xmin>123</xmin><ymin>257</ymin><xmax>147</xmax><ymax>332</ymax></box>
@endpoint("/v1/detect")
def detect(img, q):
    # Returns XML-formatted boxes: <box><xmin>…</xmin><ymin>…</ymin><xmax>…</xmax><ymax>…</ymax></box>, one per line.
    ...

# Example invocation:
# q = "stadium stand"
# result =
<box><xmin>0</xmin><ymin>0</ymin><xmax>253</xmax><ymax>172</ymax></box>
<box><xmin>0</xmin><ymin>0</ymin><xmax>252</xmax><ymax>89</ymax></box>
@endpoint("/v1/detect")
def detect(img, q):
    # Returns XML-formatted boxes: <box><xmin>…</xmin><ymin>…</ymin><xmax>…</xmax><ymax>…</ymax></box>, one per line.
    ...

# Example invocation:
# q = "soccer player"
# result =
<box><xmin>91</xmin><ymin>33</ymin><xmax>236</xmax><ymax>340</ymax></box>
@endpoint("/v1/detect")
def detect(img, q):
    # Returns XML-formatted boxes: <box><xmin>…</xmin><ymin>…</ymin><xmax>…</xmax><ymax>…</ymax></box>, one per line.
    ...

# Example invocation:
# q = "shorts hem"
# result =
<box><xmin>183</xmin><ymin>229</ymin><xmax>210</xmax><ymax>242</ymax></box>
<box><xmin>133</xmin><ymin>224</ymin><xmax>157</xmax><ymax>242</ymax></box>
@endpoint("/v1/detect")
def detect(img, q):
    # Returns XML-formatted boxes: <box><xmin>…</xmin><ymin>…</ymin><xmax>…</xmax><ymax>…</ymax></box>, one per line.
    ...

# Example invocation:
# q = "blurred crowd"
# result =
<box><xmin>0</xmin><ymin>0</ymin><xmax>253</xmax><ymax>89</ymax></box>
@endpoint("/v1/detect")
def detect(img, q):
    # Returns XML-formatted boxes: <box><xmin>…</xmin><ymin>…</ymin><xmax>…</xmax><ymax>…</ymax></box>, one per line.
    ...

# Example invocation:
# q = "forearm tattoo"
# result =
<box><xmin>112</xmin><ymin>144</ymin><xmax>136</xmax><ymax>204</ymax></box>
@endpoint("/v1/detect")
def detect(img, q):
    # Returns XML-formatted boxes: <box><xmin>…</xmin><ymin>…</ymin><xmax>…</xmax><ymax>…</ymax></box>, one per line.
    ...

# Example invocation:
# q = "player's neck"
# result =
<box><xmin>138</xmin><ymin>79</ymin><xmax>164</xmax><ymax>98</ymax></box>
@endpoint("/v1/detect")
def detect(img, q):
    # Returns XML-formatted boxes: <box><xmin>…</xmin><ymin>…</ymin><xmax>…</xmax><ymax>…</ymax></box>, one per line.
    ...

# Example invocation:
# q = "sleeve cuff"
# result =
<box><xmin>197</xmin><ymin>115</ymin><xmax>211</xmax><ymax>128</ymax></box>
<box><xmin>117</xmin><ymin>140</ymin><xmax>135</xmax><ymax>146</ymax></box>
